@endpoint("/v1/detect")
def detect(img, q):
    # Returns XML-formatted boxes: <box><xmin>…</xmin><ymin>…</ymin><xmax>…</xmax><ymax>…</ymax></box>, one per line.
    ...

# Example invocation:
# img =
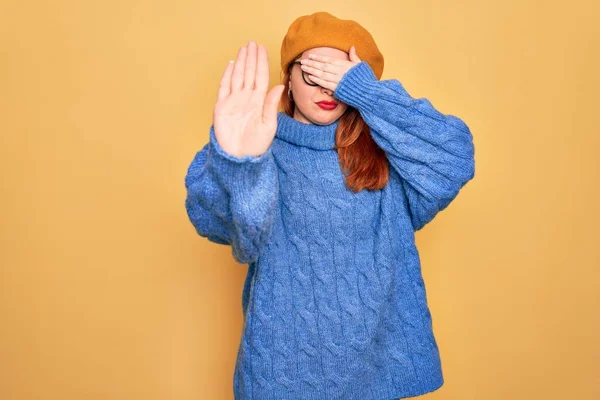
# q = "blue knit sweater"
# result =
<box><xmin>185</xmin><ymin>61</ymin><xmax>475</xmax><ymax>400</ymax></box>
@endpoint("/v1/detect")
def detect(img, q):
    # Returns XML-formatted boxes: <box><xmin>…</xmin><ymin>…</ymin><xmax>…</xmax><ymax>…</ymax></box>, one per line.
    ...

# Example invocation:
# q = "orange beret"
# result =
<box><xmin>280</xmin><ymin>11</ymin><xmax>384</xmax><ymax>80</ymax></box>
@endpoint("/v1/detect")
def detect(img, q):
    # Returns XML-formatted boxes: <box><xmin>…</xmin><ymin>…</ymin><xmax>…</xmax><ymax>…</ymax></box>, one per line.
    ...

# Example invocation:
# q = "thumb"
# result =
<box><xmin>350</xmin><ymin>45</ymin><xmax>361</xmax><ymax>62</ymax></box>
<box><xmin>262</xmin><ymin>84</ymin><xmax>285</xmax><ymax>126</ymax></box>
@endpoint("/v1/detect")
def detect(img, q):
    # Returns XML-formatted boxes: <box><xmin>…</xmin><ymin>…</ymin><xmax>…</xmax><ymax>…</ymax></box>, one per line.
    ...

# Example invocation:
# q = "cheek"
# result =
<box><xmin>337</xmin><ymin>103</ymin><xmax>349</xmax><ymax>115</ymax></box>
<box><xmin>294</xmin><ymin>86</ymin><xmax>314</xmax><ymax>103</ymax></box>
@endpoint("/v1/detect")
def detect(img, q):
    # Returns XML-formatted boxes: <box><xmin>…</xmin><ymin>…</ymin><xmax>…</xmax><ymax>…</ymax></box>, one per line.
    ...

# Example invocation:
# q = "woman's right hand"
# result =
<box><xmin>213</xmin><ymin>41</ymin><xmax>285</xmax><ymax>158</ymax></box>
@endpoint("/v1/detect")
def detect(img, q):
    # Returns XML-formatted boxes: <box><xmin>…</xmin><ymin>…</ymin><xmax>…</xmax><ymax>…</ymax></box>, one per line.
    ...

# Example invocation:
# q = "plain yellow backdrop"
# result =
<box><xmin>1</xmin><ymin>1</ymin><xmax>598</xmax><ymax>399</ymax></box>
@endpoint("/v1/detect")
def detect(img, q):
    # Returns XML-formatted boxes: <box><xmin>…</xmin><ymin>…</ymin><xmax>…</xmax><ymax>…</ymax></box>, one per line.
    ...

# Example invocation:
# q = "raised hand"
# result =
<box><xmin>213</xmin><ymin>41</ymin><xmax>285</xmax><ymax>158</ymax></box>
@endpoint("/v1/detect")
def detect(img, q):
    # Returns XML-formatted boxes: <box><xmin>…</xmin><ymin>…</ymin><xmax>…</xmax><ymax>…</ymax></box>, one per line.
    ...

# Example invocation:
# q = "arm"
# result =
<box><xmin>334</xmin><ymin>61</ymin><xmax>475</xmax><ymax>231</ymax></box>
<box><xmin>184</xmin><ymin>124</ymin><xmax>279</xmax><ymax>263</ymax></box>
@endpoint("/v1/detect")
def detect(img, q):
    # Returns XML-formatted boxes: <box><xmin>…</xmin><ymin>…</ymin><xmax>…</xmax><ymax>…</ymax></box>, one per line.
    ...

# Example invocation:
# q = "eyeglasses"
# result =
<box><xmin>292</xmin><ymin>60</ymin><xmax>320</xmax><ymax>87</ymax></box>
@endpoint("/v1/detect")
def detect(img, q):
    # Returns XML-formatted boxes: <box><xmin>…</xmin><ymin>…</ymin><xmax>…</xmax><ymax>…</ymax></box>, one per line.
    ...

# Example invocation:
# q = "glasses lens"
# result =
<box><xmin>302</xmin><ymin>70</ymin><xmax>318</xmax><ymax>86</ymax></box>
<box><xmin>295</xmin><ymin>61</ymin><xmax>319</xmax><ymax>86</ymax></box>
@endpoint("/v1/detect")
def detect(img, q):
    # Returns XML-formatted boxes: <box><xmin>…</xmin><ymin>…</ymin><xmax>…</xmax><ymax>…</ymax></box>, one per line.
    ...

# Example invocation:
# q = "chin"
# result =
<box><xmin>310</xmin><ymin>111</ymin><xmax>343</xmax><ymax>125</ymax></box>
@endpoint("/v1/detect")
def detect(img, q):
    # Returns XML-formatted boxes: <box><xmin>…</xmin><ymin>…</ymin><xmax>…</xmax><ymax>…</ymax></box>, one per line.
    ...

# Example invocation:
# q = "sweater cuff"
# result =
<box><xmin>207</xmin><ymin>125</ymin><xmax>275</xmax><ymax>194</ymax></box>
<box><xmin>334</xmin><ymin>61</ymin><xmax>380</xmax><ymax>113</ymax></box>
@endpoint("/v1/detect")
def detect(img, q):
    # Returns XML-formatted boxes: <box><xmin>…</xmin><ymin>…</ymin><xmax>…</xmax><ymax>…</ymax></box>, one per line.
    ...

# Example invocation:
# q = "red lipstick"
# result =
<box><xmin>316</xmin><ymin>101</ymin><xmax>338</xmax><ymax>110</ymax></box>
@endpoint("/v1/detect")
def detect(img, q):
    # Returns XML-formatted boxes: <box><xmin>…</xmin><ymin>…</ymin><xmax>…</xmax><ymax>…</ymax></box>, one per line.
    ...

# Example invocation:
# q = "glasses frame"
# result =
<box><xmin>292</xmin><ymin>60</ymin><xmax>320</xmax><ymax>87</ymax></box>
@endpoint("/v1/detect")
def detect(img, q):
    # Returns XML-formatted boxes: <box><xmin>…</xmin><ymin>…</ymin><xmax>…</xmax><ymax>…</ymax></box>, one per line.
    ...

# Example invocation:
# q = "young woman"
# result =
<box><xmin>185</xmin><ymin>11</ymin><xmax>475</xmax><ymax>400</ymax></box>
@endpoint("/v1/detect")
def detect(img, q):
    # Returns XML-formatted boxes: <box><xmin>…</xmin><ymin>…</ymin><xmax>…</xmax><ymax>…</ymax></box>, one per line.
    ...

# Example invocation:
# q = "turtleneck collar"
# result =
<box><xmin>275</xmin><ymin>111</ymin><xmax>340</xmax><ymax>150</ymax></box>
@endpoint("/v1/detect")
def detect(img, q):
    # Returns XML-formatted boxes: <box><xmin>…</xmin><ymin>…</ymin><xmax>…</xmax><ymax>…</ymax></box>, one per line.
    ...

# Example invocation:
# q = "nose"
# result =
<box><xmin>320</xmin><ymin>86</ymin><xmax>333</xmax><ymax>96</ymax></box>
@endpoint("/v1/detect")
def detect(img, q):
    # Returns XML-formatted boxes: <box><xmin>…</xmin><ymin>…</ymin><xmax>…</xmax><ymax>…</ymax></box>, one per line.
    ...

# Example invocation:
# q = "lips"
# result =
<box><xmin>316</xmin><ymin>101</ymin><xmax>338</xmax><ymax>110</ymax></box>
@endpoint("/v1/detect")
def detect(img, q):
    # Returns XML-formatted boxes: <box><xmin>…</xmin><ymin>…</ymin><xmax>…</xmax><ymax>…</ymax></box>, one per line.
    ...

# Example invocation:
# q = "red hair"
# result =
<box><xmin>280</xmin><ymin>62</ymin><xmax>390</xmax><ymax>193</ymax></box>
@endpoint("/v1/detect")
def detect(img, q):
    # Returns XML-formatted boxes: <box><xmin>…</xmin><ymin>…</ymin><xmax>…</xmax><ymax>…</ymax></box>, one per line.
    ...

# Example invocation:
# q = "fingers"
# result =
<box><xmin>217</xmin><ymin>60</ymin><xmax>234</xmax><ymax>102</ymax></box>
<box><xmin>243</xmin><ymin>41</ymin><xmax>257</xmax><ymax>90</ymax></box>
<box><xmin>262</xmin><ymin>84</ymin><xmax>285</xmax><ymax>125</ymax></box>
<box><xmin>231</xmin><ymin>46</ymin><xmax>247</xmax><ymax>92</ymax></box>
<box><xmin>255</xmin><ymin>44</ymin><xmax>269</xmax><ymax>94</ymax></box>
<box><xmin>223</xmin><ymin>41</ymin><xmax>268</xmax><ymax>98</ymax></box>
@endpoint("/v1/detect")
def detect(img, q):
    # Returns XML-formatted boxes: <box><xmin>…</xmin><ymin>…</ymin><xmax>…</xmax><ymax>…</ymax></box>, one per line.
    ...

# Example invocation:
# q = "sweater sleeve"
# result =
<box><xmin>184</xmin><ymin>125</ymin><xmax>279</xmax><ymax>263</ymax></box>
<box><xmin>333</xmin><ymin>61</ymin><xmax>475</xmax><ymax>231</ymax></box>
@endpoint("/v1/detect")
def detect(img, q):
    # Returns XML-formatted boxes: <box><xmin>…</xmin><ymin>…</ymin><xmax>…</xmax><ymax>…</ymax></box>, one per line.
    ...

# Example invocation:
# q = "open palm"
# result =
<box><xmin>213</xmin><ymin>41</ymin><xmax>285</xmax><ymax>158</ymax></box>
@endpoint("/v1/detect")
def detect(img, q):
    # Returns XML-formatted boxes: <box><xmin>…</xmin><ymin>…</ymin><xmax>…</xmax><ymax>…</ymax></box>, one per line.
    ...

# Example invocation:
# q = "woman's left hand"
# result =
<box><xmin>299</xmin><ymin>45</ymin><xmax>362</xmax><ymax>92</ymax></box>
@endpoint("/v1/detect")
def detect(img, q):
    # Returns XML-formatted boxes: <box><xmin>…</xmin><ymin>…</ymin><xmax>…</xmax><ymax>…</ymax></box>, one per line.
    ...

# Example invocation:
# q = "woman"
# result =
<box><xmin>185</xmin><ymin>11</ymin><xmax>475</xmax><ymax>400</ymax></box>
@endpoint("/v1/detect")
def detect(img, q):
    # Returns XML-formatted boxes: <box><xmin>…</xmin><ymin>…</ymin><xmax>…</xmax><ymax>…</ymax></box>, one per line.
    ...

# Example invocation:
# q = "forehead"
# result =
<box><xmin>301</xmin><ymin>47</ymin><xmax>349</xmax><ymax>61</ymax></box>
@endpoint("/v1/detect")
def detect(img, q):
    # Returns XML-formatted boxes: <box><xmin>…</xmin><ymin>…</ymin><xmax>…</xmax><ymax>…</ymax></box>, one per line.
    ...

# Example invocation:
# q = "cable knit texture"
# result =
<box><xmin>184</xmin><ymin>61</ymin><xmax>475</xmax><ymax>400</ymax></box>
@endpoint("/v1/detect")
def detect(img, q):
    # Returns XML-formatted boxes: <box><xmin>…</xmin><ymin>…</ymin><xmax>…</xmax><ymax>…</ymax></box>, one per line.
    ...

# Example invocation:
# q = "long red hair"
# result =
<box><xmin>279</xmin><ymin>60</ymin><xmax>390</xmax><ymax>193</ymax></box>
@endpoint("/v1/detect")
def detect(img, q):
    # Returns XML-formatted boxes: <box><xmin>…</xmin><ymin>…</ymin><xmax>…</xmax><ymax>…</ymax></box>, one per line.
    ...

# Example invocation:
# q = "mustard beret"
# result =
<box><xmin>280</xmin><ymin>11</ymin><xmax>384</xmax><ymax>80</ymax></box>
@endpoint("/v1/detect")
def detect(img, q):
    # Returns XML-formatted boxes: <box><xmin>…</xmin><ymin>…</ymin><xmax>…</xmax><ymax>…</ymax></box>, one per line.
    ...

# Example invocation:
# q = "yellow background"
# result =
<box><xmin>1</xmin><ymin>1</ymin><xmax>598</xmax><ymax>399</ymax></box>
